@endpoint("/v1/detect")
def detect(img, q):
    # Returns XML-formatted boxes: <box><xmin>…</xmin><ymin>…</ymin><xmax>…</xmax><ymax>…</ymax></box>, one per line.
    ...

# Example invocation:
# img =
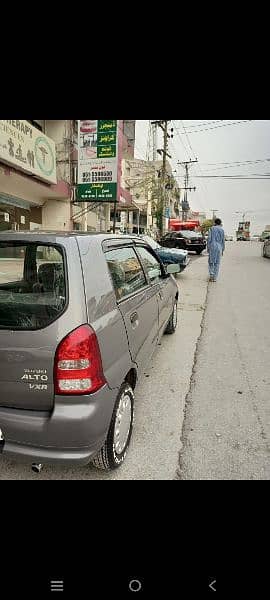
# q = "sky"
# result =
<box><xmin>135</xmin><ymin>120</ymin><xmax>270</xmax><ymax>235</ymax></box>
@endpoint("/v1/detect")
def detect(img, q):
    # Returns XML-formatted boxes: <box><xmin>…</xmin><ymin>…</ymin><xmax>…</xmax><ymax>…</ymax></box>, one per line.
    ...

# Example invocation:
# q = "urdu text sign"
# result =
<box><xmin>77</xmin><ymin>120</ymin><xmax>118</xmax><ymax>201</ymax></box>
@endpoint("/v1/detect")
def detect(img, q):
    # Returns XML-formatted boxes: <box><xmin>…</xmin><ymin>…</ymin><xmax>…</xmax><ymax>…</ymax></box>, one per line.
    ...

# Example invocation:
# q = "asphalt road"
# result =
<box><xmin>178</xmin><ymin>242</ymin><xmax>270</xmax><ymax>480</ymax></box>
<box><xmin>0</xmin><ymin>252</ymin><xmax>209</xmax><ymax>480</ymax></box>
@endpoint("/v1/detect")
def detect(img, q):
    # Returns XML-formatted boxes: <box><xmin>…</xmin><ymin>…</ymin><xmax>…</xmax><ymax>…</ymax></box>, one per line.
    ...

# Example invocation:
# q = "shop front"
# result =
<box><xmin>0</xmin><ymin>120</ymin><xmax>71</xmax><ymax>231</ymax></box>
<box><xmin>0</xmin><ymin>193</ymin><xmax>35</xmax><ymax>231</ymax></box>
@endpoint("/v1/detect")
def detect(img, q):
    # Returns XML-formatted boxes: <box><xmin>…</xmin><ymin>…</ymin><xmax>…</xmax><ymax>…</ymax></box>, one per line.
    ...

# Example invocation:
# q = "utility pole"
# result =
<box><xmin>161</xmin><ymin>121</ymin><xmax>169</xmax><ymax>235</ymax></box>
<box><xmin>151</xmin><ymin>120</ymin><xmax>173</xmax><ymax>236</ymax></box>
<box><xmin>180</xmin><ymin>186</ymin><xmax>196</xmax><ymax>220</ymax></box>
<box><xmin>152</xmin><ymin>122</ymin><xmax>157</xmax><ymax>161</ymax></box>
<box><xmin>112</xmin><ymin>201</ymin><xmax>117</xmax><ymax>233</ymax></box>
<box><xmin>177</xmin><ymin>159</ymin><xmax>197</xmax><ymax>221</ymax></box>
<box><xmin>211</xmin><ymin>209</ymin><xmax>219</xmax><ymax>221</ymax></box>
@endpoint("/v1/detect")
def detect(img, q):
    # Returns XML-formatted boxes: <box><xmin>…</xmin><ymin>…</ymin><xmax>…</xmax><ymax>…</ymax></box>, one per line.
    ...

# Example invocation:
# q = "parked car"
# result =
<box><xmin>160</xmin><ymin>230</ymin><xmax>206</xmax><ymax>254</ymax></box>
<box><xmin>140</xmin><ymin>235</ymin><xmax>190</xmax><ymax>272</ymax></box>
<box><xmin>260</xmin><ymin>232</ymin><xmax>270</xmax><ymax>242</ymax></box>
<box><xmin>262</xmin><ymin>238</ymin><xmax>270</xmax><ymax>258</ymax></box>
<box><xmin>225</xmin><ymin>235</ymin><xmax>234</xmax><ymax>242</ymax></box>
<box><xmin>0</xmin><ymin>232</ymin><xmax>180</xmax><ymax>472</ymax></box>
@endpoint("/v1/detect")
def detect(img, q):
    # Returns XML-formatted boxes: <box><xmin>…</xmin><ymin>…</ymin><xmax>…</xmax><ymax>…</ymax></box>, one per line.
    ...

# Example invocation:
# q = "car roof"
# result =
<box><xmin>0</xmin><ymin>231</ymin><xmax>141</xmax><ymax>244</ymax></box>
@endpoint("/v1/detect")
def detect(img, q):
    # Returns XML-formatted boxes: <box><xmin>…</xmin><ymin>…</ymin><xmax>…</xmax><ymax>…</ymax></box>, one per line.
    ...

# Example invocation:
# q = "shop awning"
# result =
<box><xmin>0</xmin><ymin>193</ymin><xmax>31</xmax><ymax>211</ymax></box>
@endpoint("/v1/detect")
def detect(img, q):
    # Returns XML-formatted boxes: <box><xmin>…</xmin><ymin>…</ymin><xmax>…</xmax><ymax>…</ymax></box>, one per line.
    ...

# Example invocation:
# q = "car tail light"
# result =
<box><xmin>54</xmin><ymin>325</ymin><xmax>106</xmax><ymax>395</ymax></box>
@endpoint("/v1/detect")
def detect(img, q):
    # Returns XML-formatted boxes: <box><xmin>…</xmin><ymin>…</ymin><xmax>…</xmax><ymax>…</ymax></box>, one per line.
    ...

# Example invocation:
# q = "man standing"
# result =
<box><xmin>207</xmin><ymin>218</ymin><xmax>225</xmax><ymax>282</ymax></box>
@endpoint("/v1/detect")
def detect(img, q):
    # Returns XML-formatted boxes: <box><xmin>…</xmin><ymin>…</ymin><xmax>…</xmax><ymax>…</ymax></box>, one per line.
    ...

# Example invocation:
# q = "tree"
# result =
<box><xmin>201</xmin><ymin>219</ymin><xmax>213</xmax><ymax>234</ymax></box>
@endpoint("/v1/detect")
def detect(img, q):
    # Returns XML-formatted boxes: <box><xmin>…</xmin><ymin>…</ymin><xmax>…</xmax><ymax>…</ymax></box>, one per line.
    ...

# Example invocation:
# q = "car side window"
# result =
<box><xmin>106</xmin><ymin>246</ymin><xmax>147</xmax><ymax>300</ymax></box>
<box><xmin>136</xmin><ymin>246</ymin><xmax>162</xmax><ymax>283</ymax></box>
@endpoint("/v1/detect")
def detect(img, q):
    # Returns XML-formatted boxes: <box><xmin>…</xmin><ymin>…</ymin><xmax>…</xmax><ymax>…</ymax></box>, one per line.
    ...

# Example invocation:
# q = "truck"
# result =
<box><xmin>236</xmin><ymin>221</ymin><xmax>250</xmax><ymax>241</ymax></box>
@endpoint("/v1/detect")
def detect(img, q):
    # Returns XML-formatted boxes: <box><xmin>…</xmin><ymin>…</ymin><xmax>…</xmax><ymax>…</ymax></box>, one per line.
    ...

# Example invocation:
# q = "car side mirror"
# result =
<box><xmin>165</xmin><ymin>263</ymin><xmax>180</xmax><ymax>275</ymax></box>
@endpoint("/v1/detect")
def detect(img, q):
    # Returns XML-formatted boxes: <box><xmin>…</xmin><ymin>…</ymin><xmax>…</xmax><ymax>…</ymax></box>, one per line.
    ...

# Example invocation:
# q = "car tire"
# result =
<box><xmin>92</xmin><ymin>382</ymin><xmax>134</xmax><ymax>471</ymax></box>
<box><xmin>196</xmin><ymin>249</ymin><xmax>203</xmax><ymax>255</ymax></box>
<box><xmin>165</xmin><ymin>300</ymin><xmax>178</xmax><ymax>334</ymax></box>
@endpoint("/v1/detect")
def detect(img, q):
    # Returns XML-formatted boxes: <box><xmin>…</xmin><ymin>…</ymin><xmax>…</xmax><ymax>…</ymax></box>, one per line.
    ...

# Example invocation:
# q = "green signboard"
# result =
<box><xmin>97</xmin><ymin>144</ymin><xmax>117</xmax><ymax>158</ymax></box>
<box><xmin>77</xmin><ymin>120</ymin><xmax>118</xmax><ymax>202</ymax></box>
<box><xmin>98</xmin><ymin>120</ymin><xmax>117</xmax><ymax>132</ymax></box>
<box><xmin>76</xmin><ymin>183</ymin><xmax>117</xmax><ymax>201</ymax></box>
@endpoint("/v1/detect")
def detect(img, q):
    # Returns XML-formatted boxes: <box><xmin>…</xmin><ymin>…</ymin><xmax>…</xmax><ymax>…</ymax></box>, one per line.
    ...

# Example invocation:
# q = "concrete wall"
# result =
<box><xmin>42</xmin><ymin>199</ymin><xmax>71</xmax><ymax>231</ymax></box>
<box><xmin>45</xmin><ymin>120</ymin><xmax>72</xmax><ymax>185</ymax></box>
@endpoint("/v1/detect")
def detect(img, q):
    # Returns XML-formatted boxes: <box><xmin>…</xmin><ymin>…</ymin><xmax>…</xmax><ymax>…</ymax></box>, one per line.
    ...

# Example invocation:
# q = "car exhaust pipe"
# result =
<box><xmin>32</xmin><ymin>463</ymin><xmax>43</xmax><ymax>474</ymax></box>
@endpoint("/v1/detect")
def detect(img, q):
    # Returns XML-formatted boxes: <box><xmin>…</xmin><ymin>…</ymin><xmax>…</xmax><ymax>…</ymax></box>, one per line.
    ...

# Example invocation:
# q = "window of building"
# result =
<box><xmin>110</xmin><ymin>210</ymin><xmax>121</xmax><ymax>223</ymax></box>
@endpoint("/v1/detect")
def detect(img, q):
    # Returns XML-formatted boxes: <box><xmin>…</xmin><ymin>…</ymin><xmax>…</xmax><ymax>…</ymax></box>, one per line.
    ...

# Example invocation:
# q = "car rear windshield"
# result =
<box><xmin>0</xmin><ymin>242</ymin><xmax>67</xmax><ymax>330</ymax></box>
<box><xmin>181</xmin><ymin>231</ymin><xmax>202</xmax><ymax>238</ymax></box>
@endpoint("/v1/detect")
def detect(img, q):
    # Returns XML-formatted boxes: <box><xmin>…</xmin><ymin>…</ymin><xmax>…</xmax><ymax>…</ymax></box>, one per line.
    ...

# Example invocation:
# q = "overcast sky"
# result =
<box><xmin>135</xmin><ymin>120</ymin><xmax>270</xmax><ymax>235</ymax></box>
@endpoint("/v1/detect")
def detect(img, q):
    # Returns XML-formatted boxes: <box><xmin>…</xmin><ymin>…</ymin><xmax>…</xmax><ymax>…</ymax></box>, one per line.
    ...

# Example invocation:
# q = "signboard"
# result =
<box><xmin>0</xmin><ymin>120</ymin><xmax>57</xmax><ymax>184</ymax></box>
<box><xmin>77</xmin><ymin>120</ymin><xmax>118</xmax><ymax>201</ymax></box>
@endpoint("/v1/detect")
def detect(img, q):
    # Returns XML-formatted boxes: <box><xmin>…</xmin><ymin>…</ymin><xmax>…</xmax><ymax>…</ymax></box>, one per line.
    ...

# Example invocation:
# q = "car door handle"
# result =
<box><xmin>130</xmin><ymin>312</ymin><xmax>138</xmax><ymax>324</ymax></box>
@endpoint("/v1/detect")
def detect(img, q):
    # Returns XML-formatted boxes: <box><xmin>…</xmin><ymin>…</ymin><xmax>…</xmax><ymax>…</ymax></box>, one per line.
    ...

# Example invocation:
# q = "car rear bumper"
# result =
<box><xmin>0</xmin><ymin>384</ymin><xmax>118</xmax><ymax>466</ymax></box>
<box><xmin>188</xmin><ymin>245</ymin><xmax>206</xmax><ymax>252</ymax></box>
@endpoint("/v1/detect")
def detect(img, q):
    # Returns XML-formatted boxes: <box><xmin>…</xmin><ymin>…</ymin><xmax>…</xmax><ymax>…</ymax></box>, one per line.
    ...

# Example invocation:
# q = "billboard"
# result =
<box><xmin>77</xmin><ymin>120</ymin><xmax>118</xmax><ymax>201</ymax></box>
<box><xmin>0</xmin><ymin>120</ymin><xmax>57</xmax><ymax>184</ymax></box>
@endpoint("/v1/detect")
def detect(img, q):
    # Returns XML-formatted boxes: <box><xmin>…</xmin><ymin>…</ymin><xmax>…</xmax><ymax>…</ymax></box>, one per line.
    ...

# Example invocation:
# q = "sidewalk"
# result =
<box><xmin>178</xmin><ymin>242</ymin><xmax>270</xmax><ymax>480</ymax></box>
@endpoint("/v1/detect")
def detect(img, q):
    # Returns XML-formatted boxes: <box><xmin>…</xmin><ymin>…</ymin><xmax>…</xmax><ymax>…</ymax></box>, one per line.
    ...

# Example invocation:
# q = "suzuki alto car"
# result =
<box><xmin>0</xmin><ymin>232</ymin><xmax>179</xmax><ymax>471</ymax></box>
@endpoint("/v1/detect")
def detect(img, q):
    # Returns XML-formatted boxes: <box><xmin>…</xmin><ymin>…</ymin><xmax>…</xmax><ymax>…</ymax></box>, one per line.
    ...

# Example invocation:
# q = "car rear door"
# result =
<box><xmin>0</xmin><ymin>235</ymin><xmax>86</xmax><ymax>411</ymax></box>
<box><xmin>135</xmin><ymin>244</ymin><xmax>173</xmax><ymax>338</ymax></box>
<box><xmin>161</xmin><ymin>233</ymin><xmax>172</xmax><ymax>248</ymax></box>
<box><xmin>174</xmin><ymin>233</ymin><xmax>186</xmax><ymax>249</ymax></box>
<box><xmin>105</xmin><ymin>244</ymin><xmax>159</xmax><ymax>373</ymax></box>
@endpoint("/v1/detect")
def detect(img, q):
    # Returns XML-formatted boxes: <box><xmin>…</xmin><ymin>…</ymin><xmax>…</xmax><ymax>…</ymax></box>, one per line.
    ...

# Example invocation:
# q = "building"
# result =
<box><xmin>107</xmin><ymin>121</ymin><xmax>137</xmax><ymax>232</ymax></box>
<box><xmin>0</xmin><ymin>119</ymin><xmax>151</xmax><ymax>234</ymax></box>
<box><xmin>0</xmin><ymin>120</ymin><xmax>74</xmax><ymax>232</ymax></box>
<box><xmin>115</xmin><ymin>157</ymin><xmax>181</xmax><ymax>236</ymax></box>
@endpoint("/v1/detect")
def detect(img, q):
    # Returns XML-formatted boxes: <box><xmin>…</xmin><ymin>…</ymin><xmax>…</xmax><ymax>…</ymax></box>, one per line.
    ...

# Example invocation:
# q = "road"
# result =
<box><xmin>1</xmin><ymin>243</ymin><xmax>269</xmax><ymax>480</ymax></box>
<box><xmin>178</xmin><ymin>242</ymin><xmax>270</xmax><ymax>480</ymax></box>
<box><xmin>0</xmin><ymin>253</ymin><xmax>209</xmax><ymax>480</ymax></box>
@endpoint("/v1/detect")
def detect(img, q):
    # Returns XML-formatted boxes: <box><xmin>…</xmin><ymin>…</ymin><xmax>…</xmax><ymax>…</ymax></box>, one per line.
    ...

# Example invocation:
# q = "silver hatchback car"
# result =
<box><xmin>0</xmin><ymin>232</ymin><xmax>179</xmax><ymax>471</ymax></box>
